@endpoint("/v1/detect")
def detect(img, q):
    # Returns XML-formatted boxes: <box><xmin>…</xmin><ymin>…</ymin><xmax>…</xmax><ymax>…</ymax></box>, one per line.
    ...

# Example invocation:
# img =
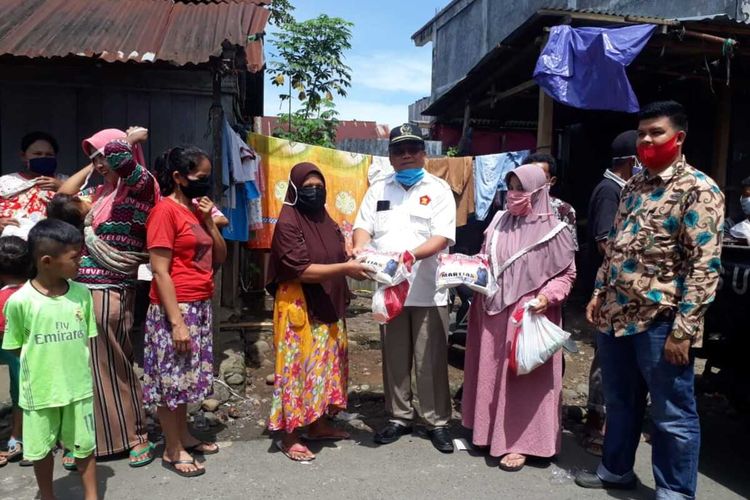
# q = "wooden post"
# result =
<box><xmin>536</xmin><ymin>87</ymin><xmax>554</xmax><ymax>152</ymax></box>
<box><xmin>711</xmin><ymin>86</ymin><xmax>731</xmax><ymax>189</ymax></box>
<box><xmin>210</xmin><ymin>65</ymin><xmax>224</xmax><ymax>369</ymax></box>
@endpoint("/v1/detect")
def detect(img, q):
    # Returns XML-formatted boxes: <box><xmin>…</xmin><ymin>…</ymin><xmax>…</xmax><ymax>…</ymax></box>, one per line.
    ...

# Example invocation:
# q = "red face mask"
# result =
<box><xmin>637</xmin><ymin>134</ymin><xmax>681</xmax><ymax>169</ymax></box>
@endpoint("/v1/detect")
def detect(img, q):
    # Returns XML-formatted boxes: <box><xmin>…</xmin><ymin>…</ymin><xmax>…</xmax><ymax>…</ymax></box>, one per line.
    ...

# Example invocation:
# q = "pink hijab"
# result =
<box><xmin>483</xmin><ymin>164</ymin><xmax>575</xmax><ymax>315</ymax></box>
<box><xmin>81</xmin><ymin>129</ymin><xmax>158</xmax><ymax>230</ymax></box>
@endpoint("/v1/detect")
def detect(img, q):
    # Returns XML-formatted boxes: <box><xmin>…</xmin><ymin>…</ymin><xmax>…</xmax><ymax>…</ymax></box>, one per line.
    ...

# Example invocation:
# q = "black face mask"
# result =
<box><xmin>181</xmin><ymin>176</ymin><xmax>212</xmax><ymax>199</ymax></box>
<box><xmin>297</xmin><ymin>186</ymin><xmax>326</xmax><ymax>213</ymax></box>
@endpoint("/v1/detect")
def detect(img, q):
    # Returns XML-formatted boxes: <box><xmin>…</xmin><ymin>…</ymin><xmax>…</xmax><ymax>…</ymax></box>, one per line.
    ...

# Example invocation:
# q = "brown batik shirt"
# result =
<box><xmin>592</xmin><ymin>157</ymin><xmax>724</xmax><ymax>347</ymax></box>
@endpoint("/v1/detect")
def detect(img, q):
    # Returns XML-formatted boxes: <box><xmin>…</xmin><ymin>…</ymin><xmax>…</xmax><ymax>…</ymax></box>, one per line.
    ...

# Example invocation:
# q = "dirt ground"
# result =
<box><xmin>200</xmin><ymin>290</ymin><xmax>606</xmax><ymax>443</ymax></box>
<box><xmin>0</xmin><ymin>288</ymin><xmax>726</xmax><ymax>457</ymax></box>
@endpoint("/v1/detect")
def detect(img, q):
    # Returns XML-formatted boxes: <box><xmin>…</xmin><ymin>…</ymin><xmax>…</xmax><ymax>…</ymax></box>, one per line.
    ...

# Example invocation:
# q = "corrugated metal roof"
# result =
<box><xmin>0</xmin><ymin>0</ymin><xmax>271</xmax><ymax>71</ymax></box>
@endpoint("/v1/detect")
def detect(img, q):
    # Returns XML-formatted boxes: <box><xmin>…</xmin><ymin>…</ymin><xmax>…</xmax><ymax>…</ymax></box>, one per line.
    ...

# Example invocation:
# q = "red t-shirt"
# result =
<box><xmin>146</xmin><ymin>198</ymin><xmax>214</xmax><ymax>304</ymax></box>
<box><xmin>0</xmin><ymin>284</ymin><xmax>23</xmax><ymax>333</ymax></box>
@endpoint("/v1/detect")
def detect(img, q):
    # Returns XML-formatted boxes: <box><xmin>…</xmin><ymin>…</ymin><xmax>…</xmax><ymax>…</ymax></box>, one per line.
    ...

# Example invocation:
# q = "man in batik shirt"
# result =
<box><xmin>576</xmin><ymin>101</ymin><xmax>724</xmax><ymax>500</ymax></box>
<box><xmin>522</xmin><ymin>153</ymin><xmax>578</xmax><ymax>250</ymax></box>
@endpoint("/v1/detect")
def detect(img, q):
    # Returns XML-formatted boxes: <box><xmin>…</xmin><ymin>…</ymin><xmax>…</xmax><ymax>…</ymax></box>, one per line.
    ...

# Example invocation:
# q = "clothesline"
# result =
<box><xmin>229</xmin><ymin>133</ymin><xmax>532</xmax><ymax>248</ymax></box>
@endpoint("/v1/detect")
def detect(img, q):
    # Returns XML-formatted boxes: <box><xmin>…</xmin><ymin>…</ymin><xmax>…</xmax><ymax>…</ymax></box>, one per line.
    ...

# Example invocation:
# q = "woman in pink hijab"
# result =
<box><xmin>57</xmin><ymin>127</ymin><xmax>158</xmax><ymax>468</ymax></box>
<box><xmin>462</xmin><ymin>163</ymin><xmax>576</xmax><ymax>471</ymax></box>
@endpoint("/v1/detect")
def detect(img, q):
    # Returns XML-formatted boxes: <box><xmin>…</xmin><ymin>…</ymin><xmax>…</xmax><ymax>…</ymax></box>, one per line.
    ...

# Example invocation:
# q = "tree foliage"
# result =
<box><xmin>267</xmin><ymin>0</ymin><xmax>295</xmax><ymax>27</ymax></box>
<box><xmin>269</xmin><ymin>14</ymin><xmax>353</xmax><ymax>146</ymax></box>
<box><xmin>274</xmin><ymin>101</ymin><xmax>340</xmax><ymax>149</ymax></box>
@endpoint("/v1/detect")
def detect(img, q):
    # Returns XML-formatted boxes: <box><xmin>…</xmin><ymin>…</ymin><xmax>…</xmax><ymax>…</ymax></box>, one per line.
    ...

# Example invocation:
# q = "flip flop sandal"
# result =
<box><xmin>499</xmin><ymin>456</ymin><xmax>526</xmax><ymax>472</ymax></box>
<box><xmin>6</xmin><ymin>438</ymin><xmax>23</xmax><ymax>462</ymax></box>
<box><xmin>128</xmin><ymin>442</ymin><xmax>156</xmax><ymax>468</ymax></box>
<box><xmin>185</xmin><ymin>441</ymin><xmax>219</xmax><ymax>455</ymax></box>
<box><xmin>6</xmin><ymin>439</ymin><xmax>32</xmax><ymax>466</ymax></box>
<box><xmin>62</xmin><ymin>451</ymin><xmax>77</xmax><ymax>472</ymax></box>
<box><xmin>161</xmin><ymin>458</ymin><xmax>205</xmax><ymax>478</ymax></box>
<box><xmin>274</xmin><ymin>439</ymin><xmax>315</xmax><ymax>462</ymax></box>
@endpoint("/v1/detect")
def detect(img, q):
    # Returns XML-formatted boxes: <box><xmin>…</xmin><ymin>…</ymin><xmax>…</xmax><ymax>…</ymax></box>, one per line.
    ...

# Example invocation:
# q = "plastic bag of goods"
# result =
<box><xmin>357</xmin><ymin>249</ymin><xmax>411</xmax><ymax>286</ymax></box>
<box><xmin>362</xmin><ymin>250</ymin><xmax>415</xmax><ymax>324</ymax></box>
<box><xmin>436</xmin><ymin>253</ymin><xmax>496</xmax><ymax>295</ymax></box>
<box><xmin>509</xmin><ymin>299</ymin><xmax>571</xmax><ymax>375</ymax></box>
<box><xmin>372</xmin><ymin>280</ymin><xmax>411</xmax><ymax>324</ymax></box>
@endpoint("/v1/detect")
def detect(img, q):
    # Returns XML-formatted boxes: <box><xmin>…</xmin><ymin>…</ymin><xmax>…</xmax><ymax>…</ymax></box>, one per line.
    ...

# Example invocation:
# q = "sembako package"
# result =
<box><xmin>436</xmin><ymin>253</ymin><xmax>496</xmax><ymax>296</ymax></box>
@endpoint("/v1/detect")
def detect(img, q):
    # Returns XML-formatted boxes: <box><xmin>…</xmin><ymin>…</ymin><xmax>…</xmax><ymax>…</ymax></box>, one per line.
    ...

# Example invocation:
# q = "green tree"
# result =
<box><xmin>269</xmin><ymin>14</ymin><xmax>353</xmax><ymax>146</ymax></box>
<box><xmin>267</xmin><ymin>0</ymin><xmax>295</xmax><ymax>27</ymax></box>
<box><xmin>275</xmin><ymin>101</ymin><xmax>340</xmax><ymax>149</ymax></box>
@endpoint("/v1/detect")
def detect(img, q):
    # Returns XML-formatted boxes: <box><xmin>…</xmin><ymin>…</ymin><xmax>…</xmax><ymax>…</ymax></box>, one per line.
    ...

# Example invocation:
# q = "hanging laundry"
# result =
<box><xmin>369</xmin><ymin>156</ymin><xmax>394</xmax><ymax>184</ymax></box>
<box><xmin>534</xmin><ymin>24</ymin><xmax>656</xmax><ymax>113</ymax></box>
<box><xmin>473</xmin><ymin>150</ymin><xmax>529</xmax><ymax>221</ymax></box>
<box><xmin>248</xmin><ymin>133</ymin><xmax>371</xmax><ymax>250</ymax></box>
<box><xmin>426</xmin><ymin>157</ymin><xmax>475</xmax><ymax>227</ymax></box>
<box><xmin>220</xmin><ymin>120</ymin><xmax>265</xmax><ymax>241</ymax></box>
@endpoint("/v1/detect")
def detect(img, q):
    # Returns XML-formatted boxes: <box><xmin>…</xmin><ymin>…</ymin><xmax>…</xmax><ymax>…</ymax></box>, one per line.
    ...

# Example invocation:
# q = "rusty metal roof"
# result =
<box><xmin>0</xmin><ymin>0</ymin><xmax>271</xmax><ymax>71</ymax></box>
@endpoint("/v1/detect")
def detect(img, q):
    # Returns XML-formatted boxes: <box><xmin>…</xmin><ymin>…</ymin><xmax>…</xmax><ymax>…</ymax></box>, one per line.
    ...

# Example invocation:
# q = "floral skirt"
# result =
<box><xmin>143</xmin><ymin>300</ymin><xmax>213</xmax><ymax>411</ymax></box>
<box><xmin>268</xmin><ymin>283</ymin><xmax>348</xmax><ymax>433</ymax></box>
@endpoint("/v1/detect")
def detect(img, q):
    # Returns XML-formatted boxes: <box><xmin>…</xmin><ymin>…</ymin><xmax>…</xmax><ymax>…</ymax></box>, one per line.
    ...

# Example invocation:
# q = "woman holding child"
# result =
<box><xmin>461</xmin><ymin>164</ymin><xmax>576</xmax><ymax>471</ymax></box>
<box><xmin>58</xmin><ymin>127</ymin><xmax>158</xmax><ymax>466</ymax></box>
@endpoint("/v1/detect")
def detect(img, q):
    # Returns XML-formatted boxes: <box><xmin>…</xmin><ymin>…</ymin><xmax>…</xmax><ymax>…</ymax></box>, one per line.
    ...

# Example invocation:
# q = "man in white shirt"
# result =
<box><xmin>353</xmin><ymin>124</ymin><xmax>456</xmax><ymax>453</ymax></box>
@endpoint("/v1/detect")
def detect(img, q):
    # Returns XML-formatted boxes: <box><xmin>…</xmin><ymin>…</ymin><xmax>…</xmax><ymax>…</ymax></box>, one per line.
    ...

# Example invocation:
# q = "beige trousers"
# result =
<box><xmin>380</xmin><ymin>306</ymin><xmax>451</xmax><ymax>428</ymax></box>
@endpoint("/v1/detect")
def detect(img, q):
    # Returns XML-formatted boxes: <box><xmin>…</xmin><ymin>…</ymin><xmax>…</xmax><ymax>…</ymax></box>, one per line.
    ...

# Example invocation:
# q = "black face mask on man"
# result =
<box><xmin>181</xmin><ymin>176</ymin><xmax>212</xmax><ymax>199</ymax></box>
<box><xmin>297</xmin><ymin>185</ymin><xmax>327</xmax><ymax>213</ymax></box>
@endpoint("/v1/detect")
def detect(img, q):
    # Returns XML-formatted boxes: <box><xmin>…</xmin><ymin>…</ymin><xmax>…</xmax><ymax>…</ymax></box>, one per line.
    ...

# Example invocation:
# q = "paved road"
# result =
<box><xmin>0</xmin><ymin>425</ymin><xmax>746</xmax><ymax>500</ymax></box>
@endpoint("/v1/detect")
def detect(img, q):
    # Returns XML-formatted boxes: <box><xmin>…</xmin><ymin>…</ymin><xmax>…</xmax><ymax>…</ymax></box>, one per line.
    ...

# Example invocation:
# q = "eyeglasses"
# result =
<box><xmin>389</xmin><ymin>144</ymin><xmax>424</xmax><ymax>156</ymax></box>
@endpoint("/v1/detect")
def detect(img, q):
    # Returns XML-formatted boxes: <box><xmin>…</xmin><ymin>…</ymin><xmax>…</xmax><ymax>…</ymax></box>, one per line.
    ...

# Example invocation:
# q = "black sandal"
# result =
<box><xmin>185</xmin><ymin>441</ymin><xmax>219</xmax><ymax>455</ymax></box>
<box><xmin>161</xmin><ymin>458</ymin><xmax>205</xmax><ymax>478</ymax></box>
<box><xmin>499</xmin><ymin>454</ymin><xmax>526</xmax><ymax>472</ymax></box>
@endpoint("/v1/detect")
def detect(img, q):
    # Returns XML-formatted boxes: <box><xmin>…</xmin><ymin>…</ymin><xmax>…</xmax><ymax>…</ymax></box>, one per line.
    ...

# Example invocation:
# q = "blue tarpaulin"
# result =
<box><xmin>533</xmin><ymin>24</ymin><xmax>657</xmax><ymax>113</ymax></box>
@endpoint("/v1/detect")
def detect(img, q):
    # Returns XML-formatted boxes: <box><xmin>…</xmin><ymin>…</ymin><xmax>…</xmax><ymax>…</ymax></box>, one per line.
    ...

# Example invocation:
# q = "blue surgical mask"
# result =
<box><xmin>395</xmin><ymin>168</ymin><xmax>425</xmax><ymax>187</ymax></box>
<box><xmin>741</xmin><ymin>196</ymin><xmax>750</xmax><ymax>216</ymax></box>
<box><xmin>28</xmin><ymin>156</ymin><xmax>57</xmax><ymax>176</ymax></box>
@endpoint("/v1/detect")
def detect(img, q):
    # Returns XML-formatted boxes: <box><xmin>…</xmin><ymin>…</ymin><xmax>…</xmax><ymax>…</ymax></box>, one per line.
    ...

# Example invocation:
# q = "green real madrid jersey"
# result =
<box><xmin>2</xmin><ymin>281</ymin><xmax>97</xmax><ymax>410</ymax></box>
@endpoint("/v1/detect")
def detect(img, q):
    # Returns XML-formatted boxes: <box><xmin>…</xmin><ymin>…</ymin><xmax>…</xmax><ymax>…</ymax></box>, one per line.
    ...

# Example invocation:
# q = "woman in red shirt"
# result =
<box><xmin>144</xmin><ymin>146</ymin><xmax>227</xmax><ymax>478</ymax></box>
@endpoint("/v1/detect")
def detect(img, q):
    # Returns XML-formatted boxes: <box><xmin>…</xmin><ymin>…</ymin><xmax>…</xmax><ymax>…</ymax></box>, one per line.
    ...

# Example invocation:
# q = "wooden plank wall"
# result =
<box><xmin>0</xmin><ymin>64</ymin><xmax>220</xmax><ymax>176</ymax></box>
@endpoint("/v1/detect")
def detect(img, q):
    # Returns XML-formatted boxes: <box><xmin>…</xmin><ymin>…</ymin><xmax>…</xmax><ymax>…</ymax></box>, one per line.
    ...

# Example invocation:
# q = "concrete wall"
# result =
<box><xmin>426</xmin><ymin>0</ymin><xmax>740</xmax><ymax>98</ymax></box>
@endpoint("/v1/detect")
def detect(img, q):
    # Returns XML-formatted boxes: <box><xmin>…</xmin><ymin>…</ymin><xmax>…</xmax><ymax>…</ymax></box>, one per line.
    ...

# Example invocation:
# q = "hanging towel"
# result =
<box><xmin>221</xmin><ymin>183</ymin><xmax>250</xmax><ymax>242</ymax></box>
<box><xmin>426</xmin><ymin>157</ymin><xmax>475</xmax><ymax>227</ymax></box>
<box><xmin>534</xmin><ymin>24</ymin><xmax>656</xmax><ymax>113</ymax></box>
<box><xmin>473</xmin><ymin>150</ymin><xmax>529</xmax><ymax>221</ymax></box>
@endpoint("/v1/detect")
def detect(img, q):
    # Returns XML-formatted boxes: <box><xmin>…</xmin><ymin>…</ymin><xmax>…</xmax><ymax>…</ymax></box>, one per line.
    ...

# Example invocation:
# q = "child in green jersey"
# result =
<box><xmin>2</xmin><ymin>219</ymin><xmax>98</xmax><ymax>500</ymax></box>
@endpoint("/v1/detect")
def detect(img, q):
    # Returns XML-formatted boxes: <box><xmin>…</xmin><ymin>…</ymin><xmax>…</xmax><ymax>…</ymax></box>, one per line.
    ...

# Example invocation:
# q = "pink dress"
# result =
<box><xmin>462</xmin><ymin>262</ymin><xmax>576</xmax><ymax>458</ymax></box>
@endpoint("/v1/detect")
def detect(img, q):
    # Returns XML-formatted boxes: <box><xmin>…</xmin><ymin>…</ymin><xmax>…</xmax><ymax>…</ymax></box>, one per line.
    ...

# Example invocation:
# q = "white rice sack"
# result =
<box><xmin>356</xmin><ymin>249</ymin><xmax>410</xmax><ymax>286</ymax></box>
<box><xmin>436</xmin><ymin>253</ymin><xmax>496</xmax><ymax>296</ymax></box>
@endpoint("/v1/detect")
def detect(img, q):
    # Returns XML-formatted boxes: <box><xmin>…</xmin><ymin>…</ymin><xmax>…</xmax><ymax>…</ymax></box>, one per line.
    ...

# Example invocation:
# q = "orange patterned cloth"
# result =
<box><xmin>268</xmin><ymin>282</ymin><xmax>348</xmax><ymax>432</ymax></box>
<box><xmin>247</xmin><ymin>134</ymin><xmax>371</xmax><ymax>250</ymax></box>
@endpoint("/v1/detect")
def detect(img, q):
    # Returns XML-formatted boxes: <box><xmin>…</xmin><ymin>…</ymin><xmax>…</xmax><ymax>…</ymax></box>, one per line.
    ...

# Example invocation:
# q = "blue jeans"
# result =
<box><xmin>596</xmin><ymin>322</ymin><xmax>700</xmax><ymax>500</ymax></box>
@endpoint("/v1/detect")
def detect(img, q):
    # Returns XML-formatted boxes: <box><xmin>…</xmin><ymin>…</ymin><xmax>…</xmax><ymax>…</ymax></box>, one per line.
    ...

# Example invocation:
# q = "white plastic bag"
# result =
<box><xmin>357</xmin><ymin>249</ymin><xmax>409</xmax><ymax>286</ymax></box>
<box><xmin>436</xmin><ymin>253</ymin><xmax>497</xmax><ymax>296</ymax></box>
<box><xmin>372</xmin><ymin>280</ymin><xmax>410</xmax><ymax>324</ymax></box>
<box><xmin>509</xmin><ymin>299</ymin><xmax>571</xmax><ymax>375</ymax></box>
<box><xmin>361</xmin><ymin>249</ymin><xmax>415</xmax><ymax>324</ymax></box>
